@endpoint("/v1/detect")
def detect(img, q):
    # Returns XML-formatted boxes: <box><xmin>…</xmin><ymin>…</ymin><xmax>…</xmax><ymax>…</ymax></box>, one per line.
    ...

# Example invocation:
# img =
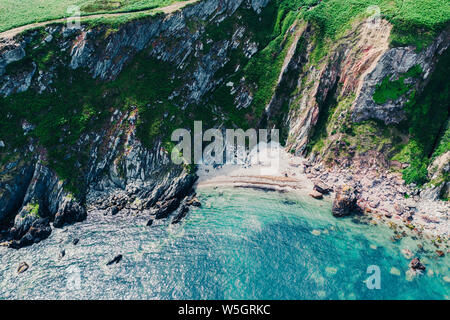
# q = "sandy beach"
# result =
<box><xmin>195</xmin><ymin>145</ymin><xmax>449</xmax><ymax>245</ymax></box>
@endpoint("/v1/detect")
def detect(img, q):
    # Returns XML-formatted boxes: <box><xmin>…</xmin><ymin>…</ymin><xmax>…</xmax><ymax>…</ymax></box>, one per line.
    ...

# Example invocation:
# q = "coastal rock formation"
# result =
<box><xmin>352</xmin><ymin>32</ymin><xmax>450</xmax><ymax>124</ymax></box>
<box><xmin>332</xmin><ymin>186</ymin><xmax>358</xmax><ymax>217</ymax></box>
<box><xmin>17</xmin><ymin>262</ymin><xmax>29</xmax><ymax>274</ymax></box>
<box><xmin>309</xmin><ymin>190</ymin><xmax>323</xmax><ymax>200</ymax></box>
<box><xmin>313</xmin><ymin>181</ymin><xmax>333</xmax><ymax>195</ymax></box>
<box><xmin>107</xmin><ymin>254</ymin><xmax>123</xmax><ymax>266</ymax></box>
<box><xmin>0</xmin><ymin>0</ymin><xmax>449</xmax><ymax>246</ymax></box>
<box><xmin>1</xmin><ymin>0</ymin><xmax>268</xmax><ymax>247</ymax></box>
<box><xmin>410</xmin><ymin>258</ymin><xmax>426</xmax><ymax>272</ymax></box>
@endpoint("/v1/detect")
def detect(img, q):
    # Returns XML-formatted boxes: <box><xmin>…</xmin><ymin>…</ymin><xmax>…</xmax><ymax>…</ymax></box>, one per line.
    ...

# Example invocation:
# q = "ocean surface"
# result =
<box><xmin>0</xmin><ymin>187</ymin><xmax>449</xmax><ymax>300</ymax></box>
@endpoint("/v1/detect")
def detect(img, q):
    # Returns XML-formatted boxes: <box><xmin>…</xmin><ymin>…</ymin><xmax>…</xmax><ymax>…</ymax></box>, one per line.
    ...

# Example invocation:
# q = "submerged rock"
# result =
<box><xmin>107</xmin><ymin>254</ymin><xmax>123</xmax><ymax>266</ymax></box>
<box><xmin>72</xmin><ymin>238</ymin><xmax>79</xmax><ymax>245</ymax></box>
<box><xmin>172</xmin><ymin>205</ymin><xmax>189</xmax><ymax>225</ymax></box>
<box><xmin>436</xmin><ymin>250</ymin><xmax>445</xmax><ymax>257</ymax></box>
<box><xmin>410</xmin><ymin>258</ymin><xmax>426</xmax><ymax>271</ymax></box>
<box><xmin>332</xmin><ymin>185</ymin><xmax>358</xmax><ymax>217</ymax></box>
<box><xmin>17</xmin><ymin>262</ymin><xmax>29</xmax><ymax>274</ymax></box>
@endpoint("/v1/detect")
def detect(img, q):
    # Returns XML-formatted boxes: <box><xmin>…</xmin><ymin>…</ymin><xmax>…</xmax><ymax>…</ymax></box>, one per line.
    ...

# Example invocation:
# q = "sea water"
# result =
<box><xmin>0</xmin><ymin>187</ymin><xmax>448</xmax><ymax>299</ymax></box>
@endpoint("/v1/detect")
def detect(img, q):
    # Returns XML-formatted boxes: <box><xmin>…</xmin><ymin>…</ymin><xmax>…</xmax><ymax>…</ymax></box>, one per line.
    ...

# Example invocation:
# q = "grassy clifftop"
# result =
<box><xmin>0</xmin><ymin>0</ymin><xmax>186</xmax><ymax>33</ymax></box>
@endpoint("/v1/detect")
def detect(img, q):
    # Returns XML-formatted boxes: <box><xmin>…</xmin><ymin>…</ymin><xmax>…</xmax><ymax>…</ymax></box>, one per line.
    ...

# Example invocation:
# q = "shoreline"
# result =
<box><xmin>195</xmin><ymin>149</ymin><xmax>450</xmax><ymax>246</ymax></box>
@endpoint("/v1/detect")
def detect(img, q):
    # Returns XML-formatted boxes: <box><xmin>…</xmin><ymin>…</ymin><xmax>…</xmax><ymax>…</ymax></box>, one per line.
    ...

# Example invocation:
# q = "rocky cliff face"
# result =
<box><xmin>282</xmin><ymin>18</ymin><xmax>450</xmax><ymax>199</ymax></box>
<box><xmin>0</xmin><ymin>0</ymin><xmax>449</xmax><ymax>247</ymax></box>
<box><xmin>0</xmin><ymin>0</ymin><xmax>275</xmax><ymax>248</ymax></box>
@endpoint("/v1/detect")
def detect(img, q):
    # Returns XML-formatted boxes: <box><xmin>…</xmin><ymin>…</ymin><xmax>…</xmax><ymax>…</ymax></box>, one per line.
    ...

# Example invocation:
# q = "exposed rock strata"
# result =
<box><xmin>1</xmin><ymin>0</ymin><xmax>272</xmax><ymax>247</ymax></box>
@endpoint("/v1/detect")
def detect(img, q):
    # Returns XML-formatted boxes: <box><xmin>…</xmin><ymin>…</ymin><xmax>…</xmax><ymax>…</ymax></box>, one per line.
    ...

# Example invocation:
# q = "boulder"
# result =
<box><xmin>186</xmin><ymin>197</ymin><xmax>201</xmax><ymax>207</ymax></box>
<box><xmin>17</xmin><ymin>262</ymin><xmax>29</xmax><ymax>274</ymax></box>
<box><xmin>332</xmin><ymin>185</ymin><xmax>358</xmax><ymax>217</ymax></box>
<box><xmin>309</xmin><ymin>190</ymin><xmax>324</xmax><ymax>200</ymax></box>
<box><xmin>110</xmin><ymin>206</ymin><xmax>119</xmax><ymax>216</ymax></box>
<box><xmin>313</xmin><ymin>181</ymin><xmax>333</xmax><ymax>195</ymax></box>
<box><xmin>410</xmin><ymin>258</ymin><xmax>426</xmax><ymax>271</ymax></box>
<box><xmin>53</xmin><ymin>197</ymin><xmax>87</xmax><ymax>228</ymax></box>
<box><xmin>9</xmin><ymin>217</ymin><xmax>51</xmax><ymax>249</ymax></box>
<box><xmin>107</xmin><ymin>254</ymin><xmax>123</xmax><ymax>266</ymax></box>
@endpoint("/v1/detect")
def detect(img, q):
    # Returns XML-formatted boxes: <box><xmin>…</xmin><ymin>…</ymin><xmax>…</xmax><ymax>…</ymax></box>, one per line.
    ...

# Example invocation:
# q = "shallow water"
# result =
<box><xmin>0</xmin><ymin>187</ymin><xmax>449</xmax><ymax>299</ymax></box>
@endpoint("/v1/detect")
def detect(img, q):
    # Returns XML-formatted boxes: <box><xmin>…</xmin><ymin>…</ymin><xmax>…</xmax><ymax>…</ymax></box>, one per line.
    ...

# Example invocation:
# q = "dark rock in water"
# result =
<box><xmin>436</xmin><ymin>250</ymin><xmax>445</xmax><ymax>257</ymax></box>
<box><xmin>172</xmin><ymin>205</ymin><xmax>189</xmax><ymax>225</ymax></box>
<box><xmin>314</xmin><ymin>181</ymin><xmax>333</xmax><ymax>195</ymax></box>
<box><xmin>17</xmin><ymin>262</ymin><xmax>29</xmax><ymax>274</ymax></box>
<box><xmin>110</xmin><ymin>206</ymin><xmax>119</xmax><ymax>216</ymax></box>
<box><xmin>9</xmin><ymin>218</ymin><xmax>52</xmax><ymax>249</ymax></box>
<box><xmin>154</xmin><ymin>198</ymin><xmax>180</xmax><ymax>219</ymax></box>
<box><xmin>332</xmin><ymin>185</ymin><xmax>358</xmax><ymax>217</ymax></box>
<box><xmin>309</xmin><ymin>190</ymin><xmax>324</xmax><ymax>200</ymax></box>
<box><xmin>53</xmin><ymin>198</ymin><xmax>87</xmax><ymax>228</ymax></box>
<box><xmin>59</xmin><ymin>250</ymin><xmax>66</xmax><ymax>259</ymax></box>
<box><xmin>146</xmin><ymin>219</ymin><xmax>154</xmax><ymax>227</ymax></box>
<box><xmin>107</xmin><ymin>254</ymin><xmax>123</xmax><ymax>266</ymax></box>
<box><xmin>186</xmin><ymin>197</ymin><xmax>201</xmax><ymax>207</ymax></box>
<box><xmin>72</xmin><ymin>238</ymin><xmax>79</xmax><ymax>245</ymax></box>
<box><xmin>410</xmin><ymin>258</ymin><xmax>426</xmax><ymax>271</ymax></box>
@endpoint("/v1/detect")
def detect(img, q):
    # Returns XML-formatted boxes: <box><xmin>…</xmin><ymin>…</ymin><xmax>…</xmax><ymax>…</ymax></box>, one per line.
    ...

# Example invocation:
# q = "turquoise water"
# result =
<box><xmin>0</xmin><ymin>187</ymin><xmax>449</xmax><ymax>299</ymax></box>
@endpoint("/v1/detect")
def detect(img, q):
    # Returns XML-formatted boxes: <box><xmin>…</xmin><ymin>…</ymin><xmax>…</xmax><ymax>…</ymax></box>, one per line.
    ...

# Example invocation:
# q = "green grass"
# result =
<box><xmin>24</xmin><ymin>202</ymin><xmax>40</xmax><ymax>217</ymax></box>
<box><xmin>0</xmin><ymin>0</ymin><xmax>186</xmax><ymax>33</ymax></box>
<box><xmin>302</xmin><ymin>0</ymin><xmax>450</xmax><ymax>60</ymax></box>
<box><xmin>373</xmin><ymin>65</ymin><xmax>423</xmax><ymax>104</ymax></box>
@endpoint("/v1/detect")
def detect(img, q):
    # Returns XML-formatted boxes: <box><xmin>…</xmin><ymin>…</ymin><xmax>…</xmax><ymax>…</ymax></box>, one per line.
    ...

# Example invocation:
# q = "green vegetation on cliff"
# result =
<box><xmin>0</xmin><ymin>2</ymin><xmax>294</xmax><ymax>195</ymax></box>
<box><xmin>1</xmin><ymin>0</ymin><xmax>449</xmax><ymax>195</ymax></box>
<box><xmin>394</xmin><ymin>48</ymin><xmax>450</xmax><ymax>186</ymax></box>
<box><xmin>303</xmin><ymin>0</ymin><xmax>450</xmax><ymax>59</ymax></box>
<box><xmin>433</xmin><ymin>122</ymin><xmax>450</xmax><ymax>159</ymax></box>
<box><xmin>373</xmin><ymin>65</ymin><xmax>423</xmax><ymax>105</ymax></box>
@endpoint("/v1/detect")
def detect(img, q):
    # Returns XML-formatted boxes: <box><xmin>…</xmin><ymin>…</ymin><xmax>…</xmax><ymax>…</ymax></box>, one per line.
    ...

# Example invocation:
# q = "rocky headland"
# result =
<box><xmin>0</xmin><ymin>0</ymin><xmax>449</xmax><ymax>251</ymax></box>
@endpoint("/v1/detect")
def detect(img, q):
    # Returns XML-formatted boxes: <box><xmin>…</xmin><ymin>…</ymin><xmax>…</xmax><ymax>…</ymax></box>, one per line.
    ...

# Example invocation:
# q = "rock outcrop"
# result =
<box><xmin>332</xmin><ymin>185</ymin><xmax>358</xmax><ymax>217</ymax></box>
<box><xmin>409</xmin><ymin>258</ymin><xmax>426</xmax><ymax>272</ymax></box>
